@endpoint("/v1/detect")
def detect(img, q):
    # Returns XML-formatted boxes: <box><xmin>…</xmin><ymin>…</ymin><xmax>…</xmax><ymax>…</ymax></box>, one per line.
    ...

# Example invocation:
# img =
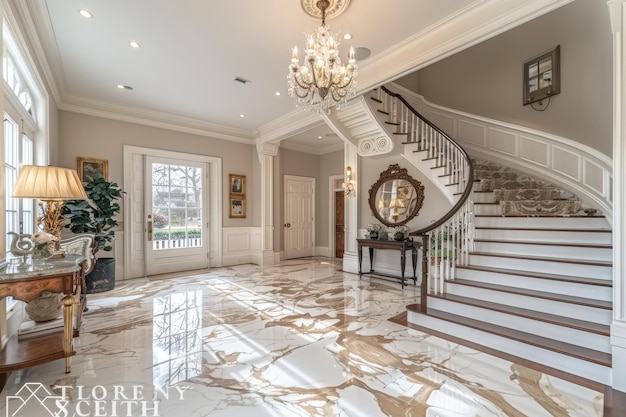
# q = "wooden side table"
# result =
<box><xmin>0</xmin><ymin>255</ymin><xmax>85</xmax><ymax>381</ymax></box>
<box><xmin>357</xmin><ymin>238</ymin><xmax>419</xmax><ymax>286</ymax></box>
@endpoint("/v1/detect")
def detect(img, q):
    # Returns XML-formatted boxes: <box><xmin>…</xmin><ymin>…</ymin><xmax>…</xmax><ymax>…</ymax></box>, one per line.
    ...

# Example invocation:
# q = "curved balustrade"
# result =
<box><xmin>375</xmin><ymin>86</ymin><xmax>475</xmax><ymax>311</ymax></box>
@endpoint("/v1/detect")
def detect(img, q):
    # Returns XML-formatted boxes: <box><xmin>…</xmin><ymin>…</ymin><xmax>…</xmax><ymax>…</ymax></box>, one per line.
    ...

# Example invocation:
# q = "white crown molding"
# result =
<box><xmin>257</xmin><ymin>108</ymin><xmax>323</xmax><ymax>143</ymax></box>
<box><xmin>16</xmin><ymin>0</ymin><xmax>574</xmax><ymax>148</ymax></box>
<box><xmin>59</xmin><ymin>96</ymin><xmax>256</xmax><ymax>144</ymax></box>
<box><xmin>280</xmin><ymin>139</ymin><xmax>344</xmax><ymax>156</ymax></box>
<box><xmin>354</xmin><ymin>0</ymin><xmax>576</xmax><ymax>92</ymax></box>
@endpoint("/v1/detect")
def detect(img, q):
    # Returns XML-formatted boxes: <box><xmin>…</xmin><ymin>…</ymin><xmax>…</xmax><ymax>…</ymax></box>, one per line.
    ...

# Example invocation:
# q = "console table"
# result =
<box><xmin>357</xmin><ymin>238</ymin><xmax>419</xmax><ymax>286</ymax></box>
<box><xmin>0</xmin><ymin>255</ymin><xmax>85</xmax><ymax>379</ymax></box>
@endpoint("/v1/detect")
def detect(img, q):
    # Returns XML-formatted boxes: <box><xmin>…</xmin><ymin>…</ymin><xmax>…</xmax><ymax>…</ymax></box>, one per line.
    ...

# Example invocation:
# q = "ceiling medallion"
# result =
<box><xmin>299</xmin><ymin>0</ymin><xmax>351</xmax><ymax>20</ymax></box>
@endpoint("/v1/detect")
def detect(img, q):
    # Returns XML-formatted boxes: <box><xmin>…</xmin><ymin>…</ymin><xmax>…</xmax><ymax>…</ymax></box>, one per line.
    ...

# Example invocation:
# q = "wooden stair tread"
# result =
<box><xmin>457</xmin><ymin>264</ymin><xmax>612</xmax><ymax>287</ymax></box>
<box><xmin>423</xmin><ymin>308</ymin><xmax>612</xmax><ymax>366</ymax></box>
<box><xmin>430</xmin><ymin>293</ymin><xmax>610</xmax><ymax>335</ymax></box>
<box><xmin>474</xmin><ymin>238</ymin><xmax>612</xmax><ymax>250</ymax></box>
<box><xmin>475</xmin><ymin>214</ymin><xmax>607</xmax><ymax>219</ymax></box>
<box><xmin>470</xmin><ymin>250</ymin><xmax>612</xmax><ymax>266</ymax></box>
<box><xmin>475</xmin><ymin>226</ymin><xmax>611</xmax><ymax>233</ymax></box>
<box><xmin>450</xmin><ymin>279</ymin><xmax>613</xmax><ymax>309</ymax></box>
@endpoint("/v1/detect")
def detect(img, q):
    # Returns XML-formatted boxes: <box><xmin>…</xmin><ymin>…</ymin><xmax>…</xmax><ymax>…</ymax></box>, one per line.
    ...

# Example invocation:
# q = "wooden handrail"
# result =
<box><xmin>379</xmin><ymin>86</ymin><xmax>474</xmax><ymax>312</ymax></box>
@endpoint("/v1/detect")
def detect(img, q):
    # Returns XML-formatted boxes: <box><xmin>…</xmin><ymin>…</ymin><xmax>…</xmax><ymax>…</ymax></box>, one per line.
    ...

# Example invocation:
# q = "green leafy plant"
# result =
<box><xmin>63</xmin><ymin>176</ymin><xmax>125</xmax><ymax>253</ymax></box>
<box><xmin>430</xmin><ymin>226</ymin><xmax>461</xmax><ymax>260</ymax></box>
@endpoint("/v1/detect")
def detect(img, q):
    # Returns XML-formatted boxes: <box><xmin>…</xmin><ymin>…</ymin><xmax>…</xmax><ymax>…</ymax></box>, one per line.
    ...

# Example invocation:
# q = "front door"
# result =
<box><xmin>284</xmin><ymin>176</ymin><xmax>315</xmax><ymax>259</ymax></box>
<box><xmin>145</xmin><ymin>156</ymin><xmax>208</xmax><ymax>275</ymax></box>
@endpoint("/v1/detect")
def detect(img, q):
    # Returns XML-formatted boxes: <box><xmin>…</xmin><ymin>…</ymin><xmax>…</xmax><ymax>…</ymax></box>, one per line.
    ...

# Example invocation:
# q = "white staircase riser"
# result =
<box><xmin>473</xmin><ymin>241</ymin><xmax>612</xmax><ymax>262</ymax></box>
<box><xmin>474</xmin><ymin>204</ymin><xmax>501</xmax><ymax>215</ymax></box>
<box><xmin>406</xmin><ymin>311</ymin><xmax>610</xmax><ymax>385</ymax></box>
<box><xmin>468</xmin><ymin>255</ymin><xmax>612</xmax><ymax>280</ymax></box>
<box><xmin>474</xmin><ymin>228</ymin><xmax>612</xmax><ymax>245</ymax></box>
<box><xmin>474</xmin><ymin>216</ymin><xmax>609</xmax><ymax>229</ymax></box>
<box><xmin>427</xmin><ymin>297</ymin><xmax>611</xmax><ymax>352</ymax></box>
<box><xmin>402</xmin><ymin>146</ymin><xmax>458</xmax><ymax>204</ymax></box>
<box><xmin>455</xmin><ymin>268</ymin><xmax>612</xmax><ymax>302</ymax></box>
<box><xmin>471</xmin><ymin>191</ymin><xmax>496</xmax><ymax>203</ymax></box>
<box><xmin>444</xmin><ymin>283</ymin><xmax>612</xmax><ymax>324</ymax></box>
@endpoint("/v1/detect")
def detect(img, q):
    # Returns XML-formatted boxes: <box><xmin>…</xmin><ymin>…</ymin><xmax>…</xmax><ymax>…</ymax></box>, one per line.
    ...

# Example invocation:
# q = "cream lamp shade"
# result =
<box><xmin>12</xmin><ymin>165</ymin><xmax>87</xmax><ymax>248</ymax></box>
<box><xmin>12</xmin><ymin>165</ymin><xmax>87</xmax><ymax>200</ymax></box>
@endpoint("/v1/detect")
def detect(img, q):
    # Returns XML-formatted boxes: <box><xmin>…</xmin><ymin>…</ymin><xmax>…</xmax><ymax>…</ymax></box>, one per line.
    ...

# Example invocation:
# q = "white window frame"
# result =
<box><xmin>1</xmin><ymin>11</ymin><xmax>49</xmax><ymax>348</ymax></box>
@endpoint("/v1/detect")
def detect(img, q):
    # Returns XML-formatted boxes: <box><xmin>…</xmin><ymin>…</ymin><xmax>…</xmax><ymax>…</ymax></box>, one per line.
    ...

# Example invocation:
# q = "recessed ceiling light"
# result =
<box><xmin>344</xmin><ymin>33</ymin><xmax>352</xmax><ymax>40</ymax></box>
<box><xmin>116</xmin><ymin>84</ymin><xmax>133</xmax><ymax>90</ymax></box>
<box><xmin>78</xmin><ymin>9</ymin><xmax>93</xmax><ymax>18</ymax></box>
<box><xmin>275</xmin><ymin>91</ymin><xmax>281</xmax><ymax>96</ymax></box>
<box><xmin>129</xmin><ymin>41</ymin><xmax>141</xmax><ymax>48</ymax></box>
<box><xmin>239</xmin><ymin>114</ymin><xmax>245</xmax><ymax>118</ymax></box>
<box><xmin>317</xmin><ymin>135</ymin><xmax>323</xmax><ymax>139</ymax></box>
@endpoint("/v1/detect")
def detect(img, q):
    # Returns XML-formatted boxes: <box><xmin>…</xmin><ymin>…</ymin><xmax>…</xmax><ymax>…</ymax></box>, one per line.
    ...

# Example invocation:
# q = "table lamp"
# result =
<box><xmin>11</xmin><ymin>165</ymin><xmax>87</xmax><ymax>249</ymax></box>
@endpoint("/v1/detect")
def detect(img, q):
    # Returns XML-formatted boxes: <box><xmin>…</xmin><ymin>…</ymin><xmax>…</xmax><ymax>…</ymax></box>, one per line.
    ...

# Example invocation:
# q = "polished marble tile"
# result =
<box><xmin>0</xmin><ymin>259</ymin><xmax>604</xmax><ymax>416</ymax></box>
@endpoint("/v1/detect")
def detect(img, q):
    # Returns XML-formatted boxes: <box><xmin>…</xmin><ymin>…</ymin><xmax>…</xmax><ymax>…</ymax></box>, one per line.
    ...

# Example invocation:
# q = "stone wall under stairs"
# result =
<box><xmin>473</xmin><ymin>159</ymin><xmax>596</xmax><ymax>216</ymax></box>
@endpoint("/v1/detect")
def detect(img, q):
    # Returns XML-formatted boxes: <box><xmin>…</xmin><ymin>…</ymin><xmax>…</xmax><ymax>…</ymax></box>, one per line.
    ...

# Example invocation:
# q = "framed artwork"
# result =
<box><xmin>77</xmin><ymin>157</ymin><xmax>108</xmax><ymax>182</ymax></box>
<box><xmin>229</xmin><ymin>196</ymin><xmax>246</xmax><ymax>218</ymax></box>
<box><xmin>229</xmin><ymin>174</ymin><xmax>246</xmax><ymax>195</ymax></box>
<box><xmin>523</xmin><ymin>45</ymin><xmax>560</xmax><ymax>105</ymax></box>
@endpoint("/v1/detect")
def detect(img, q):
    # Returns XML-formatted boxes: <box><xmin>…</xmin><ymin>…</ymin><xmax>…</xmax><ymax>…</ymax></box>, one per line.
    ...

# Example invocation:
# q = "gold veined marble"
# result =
<box><xmin>1</xmin><ymin>259</ymin><xmax>603</xmax><ymax>416</ymax></box>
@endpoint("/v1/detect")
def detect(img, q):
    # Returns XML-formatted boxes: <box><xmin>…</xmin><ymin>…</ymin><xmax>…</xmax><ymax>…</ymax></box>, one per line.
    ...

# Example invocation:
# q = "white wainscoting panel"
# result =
<box><xmin>583</xmin><ymin>159</ymin><xmax>606</xmax><ymax>197</ymax></box>
<box><xmin>458</xmin><ymin>120</ymin><xmax>486</xmax><ymax>146</ymax></box>
<box><xmin>519</xmin><ymin>136</ymin><xmax>549</xmax><ymax>167</ymax></box>
<box><xmin>488</xmin><ymin>128</ymin><xmax>517</xmax><ymax>157</ymax></box>
<box><xmin>223</xmin><ymin>227</ymin><xmax>261</xmax><ymax>266</ymax></box>
<box><xmin>552</xmin><ymin>146</ymin><xmax>582</xmax><ymax>182</ymax></box>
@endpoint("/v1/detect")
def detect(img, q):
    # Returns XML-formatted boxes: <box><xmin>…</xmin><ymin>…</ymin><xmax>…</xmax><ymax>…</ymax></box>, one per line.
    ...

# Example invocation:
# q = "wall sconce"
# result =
<box><xmin>342</xmin><ymin>166</ymin><xmax>356</xmax><ymax>197</ymax></box>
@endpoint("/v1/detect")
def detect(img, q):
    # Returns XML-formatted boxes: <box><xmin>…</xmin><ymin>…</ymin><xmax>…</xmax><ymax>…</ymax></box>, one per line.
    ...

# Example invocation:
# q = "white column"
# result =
<box><xmin>342</xmin><ymin>143</ymin><xmax>360</xmax><ymax>274</ymax></box>
<box><xmin>256</xmin><ymin>142</ymin><xmax>279</xmax><ymax>266</ymax></box>
<box><xmin>608</xmin><ymin>0</ymin><xmax>626</xmax><ymax>392</ymax></box>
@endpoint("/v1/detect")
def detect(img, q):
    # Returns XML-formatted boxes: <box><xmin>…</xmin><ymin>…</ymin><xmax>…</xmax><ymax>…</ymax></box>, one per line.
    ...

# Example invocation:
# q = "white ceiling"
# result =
<box><xmin>22</xmin><ymin>0</ymin><xmax>571</xmax><ymax>153</ymax></box>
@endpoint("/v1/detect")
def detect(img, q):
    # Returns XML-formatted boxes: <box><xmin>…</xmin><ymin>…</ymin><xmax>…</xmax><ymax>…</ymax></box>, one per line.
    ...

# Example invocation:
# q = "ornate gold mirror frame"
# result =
<box><xmin>368</xmin><ymin>164</ymin><xmax>425</xmax><ymax>227</ymax></box>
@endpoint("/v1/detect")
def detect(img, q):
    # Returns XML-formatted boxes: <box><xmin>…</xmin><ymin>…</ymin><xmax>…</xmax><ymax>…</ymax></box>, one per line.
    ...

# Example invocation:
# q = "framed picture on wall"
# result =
<box><xmin>229</xmin><ymin>174</ymin><xmax>246</xmax><ymax>195</ymax></box>
<box><xmin>523</xmin><ymin>45</ymin><xmax>560</xmax><ymax>105</ymax></box>
<box><xmin>77</xmin><ymin>157</ymin><xmax>108</xmax><ymax>182</ymax></box>
<box><xmin>229</xmin><ymin>196</ymin><xmax>246</xmax><ymax>218</ymax></box>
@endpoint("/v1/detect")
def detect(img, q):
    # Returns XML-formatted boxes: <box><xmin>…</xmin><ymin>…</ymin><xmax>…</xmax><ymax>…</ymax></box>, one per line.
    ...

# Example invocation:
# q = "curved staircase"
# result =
<box><xmin>322</xmin><ymin>86</ymin><xmax>614</xmax><ymax>388</ymax></box>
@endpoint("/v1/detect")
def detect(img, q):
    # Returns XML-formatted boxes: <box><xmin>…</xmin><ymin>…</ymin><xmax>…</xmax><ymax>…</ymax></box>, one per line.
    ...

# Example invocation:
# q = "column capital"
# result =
<box><xmin>256</xmin><ymin>142</ymin><xmax>279</xmax><ymax>163</ymax></box>
<box><xmin>608</xmin><ymin>0</ymin><xmax>626</xmax><ymax>34</ymax></box>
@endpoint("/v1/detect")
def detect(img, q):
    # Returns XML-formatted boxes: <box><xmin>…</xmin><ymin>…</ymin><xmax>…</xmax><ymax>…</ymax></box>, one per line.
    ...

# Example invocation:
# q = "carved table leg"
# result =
<box><xmin>62</xmin><ymin>295</ymin><xmax>75</xmax><ymax>373</ymax></box>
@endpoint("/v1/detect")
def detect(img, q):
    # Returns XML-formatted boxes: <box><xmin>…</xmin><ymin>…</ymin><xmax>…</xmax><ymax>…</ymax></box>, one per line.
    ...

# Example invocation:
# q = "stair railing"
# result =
<box><xmin>376</xmin><ymin>86</ymin><xmax>474</xmax><ymax>313</ymax></box>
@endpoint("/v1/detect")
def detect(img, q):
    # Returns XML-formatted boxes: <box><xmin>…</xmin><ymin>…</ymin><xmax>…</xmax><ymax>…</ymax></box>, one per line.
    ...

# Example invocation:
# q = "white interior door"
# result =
<box><xmin>284</xmin><ymin>176</ymin><xmax>315</xmax><ymax>259</ymax></box>
<box><xmin>145</xmin><ymin>156</ymin><xmax>208</xmax><ymax>275</ymax></box>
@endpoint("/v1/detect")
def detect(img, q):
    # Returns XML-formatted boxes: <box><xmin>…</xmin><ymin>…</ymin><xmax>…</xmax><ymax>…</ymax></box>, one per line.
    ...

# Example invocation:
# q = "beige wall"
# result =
<box><xmin>359</xmin><ymin>156</ymin><xmax>451</xmax><ymax>234</ymax></box>
<box><xmin>402</xmin><ymin>0</ymin><xmax>613</xmax><ymax>157</ymax></box>
<box><xmin>57</xmin><ymin>111</ymin><xmax>258</xmax><ymax>227</ymax></box>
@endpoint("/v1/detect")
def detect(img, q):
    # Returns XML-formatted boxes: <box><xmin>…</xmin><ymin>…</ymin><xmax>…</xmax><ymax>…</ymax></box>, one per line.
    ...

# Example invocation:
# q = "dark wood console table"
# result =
<box><xmin>0</xmin><ymin>255</ymin><xmax>85</xmax><ymax>381</ymax></box>
<box><xmin>357</xmin><ymin>238</ymin><xmax>419</xmax><ymax>286</ymax></box>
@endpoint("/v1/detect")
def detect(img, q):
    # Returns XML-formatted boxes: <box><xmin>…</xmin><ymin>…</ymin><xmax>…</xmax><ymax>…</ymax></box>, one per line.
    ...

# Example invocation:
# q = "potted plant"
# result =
<box><xmin>391</xmin><ymin>225</ymin><xmax>410</xmax><ymax>241</ymax></box>
<box><xmin>63</xmin><ymin>175</ymin><xmax>124</xmax><ymax>293</ymax></box>
<box><xmin>366</xmin><ymin>223</ymin><xmax>384</xmax><ymax>239</ymax></box>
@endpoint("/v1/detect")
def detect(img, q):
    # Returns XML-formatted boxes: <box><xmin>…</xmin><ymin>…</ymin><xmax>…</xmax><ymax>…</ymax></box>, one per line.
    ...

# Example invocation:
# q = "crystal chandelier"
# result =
<box><xmin>288</xmin><ymin>0</ymin><xmax>357</xmax><ymax>113</ymax></box>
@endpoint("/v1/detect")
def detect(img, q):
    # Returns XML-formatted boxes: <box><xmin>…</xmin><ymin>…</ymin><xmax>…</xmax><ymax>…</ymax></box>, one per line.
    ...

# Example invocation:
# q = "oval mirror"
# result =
<box><xmin>368</xmin><ymin>164</ymin><xmax>425</xmax><ymax>227</ymax></box>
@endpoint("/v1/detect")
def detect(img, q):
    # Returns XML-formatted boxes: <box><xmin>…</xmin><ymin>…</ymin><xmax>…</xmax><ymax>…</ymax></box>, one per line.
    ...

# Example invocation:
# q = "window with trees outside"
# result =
<box><xmin>3</xmin><ymin>23</ymin><xmax>45</xmax><ymax>320</ymax></box>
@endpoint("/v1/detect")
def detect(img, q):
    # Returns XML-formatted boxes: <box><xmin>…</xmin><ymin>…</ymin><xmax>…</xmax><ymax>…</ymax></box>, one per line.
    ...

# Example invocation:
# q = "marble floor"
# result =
<box><xmin>0</xmin><ymin>259</ymin><xmax>605</xmax><ymax>416</ymax></box>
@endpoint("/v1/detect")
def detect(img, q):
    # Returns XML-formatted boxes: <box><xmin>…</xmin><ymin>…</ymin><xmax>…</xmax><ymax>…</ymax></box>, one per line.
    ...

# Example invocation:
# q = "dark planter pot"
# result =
<box><xmin>86</xmin><ymin>258</ymin><xmax>116</xmax><ymax>293</ymax></box>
